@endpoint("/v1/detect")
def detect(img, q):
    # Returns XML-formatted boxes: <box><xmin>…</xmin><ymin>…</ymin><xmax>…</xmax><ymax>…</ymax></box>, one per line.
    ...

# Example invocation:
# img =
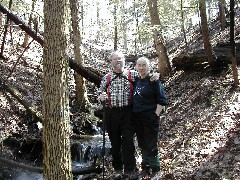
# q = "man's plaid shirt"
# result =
<box><xmin>98</xmin><ymin>69</ymin><xmax>139</xmax><ymax>107</ymax></box>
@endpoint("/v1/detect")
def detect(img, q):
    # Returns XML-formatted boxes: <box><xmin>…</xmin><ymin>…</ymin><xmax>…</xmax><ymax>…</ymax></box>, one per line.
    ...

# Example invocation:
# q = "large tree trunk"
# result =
<box><xmin>70</xmin><ymin>0</ymin><xmax>90</xmax><ymax>111</ymax></box>
<box><xmin>147</xmin><ymin>0</ymin><xmax>171</xmax><ymax>77</ymax></box>
<box><xmin>199</xmin><ymin>0</ymin><xmax>217</xmax><ymax>67</ymax></box>
<box><xmin>43</xmin><ymin>0</ymin><xmax>73</xmax><ymax>179</ymax></box>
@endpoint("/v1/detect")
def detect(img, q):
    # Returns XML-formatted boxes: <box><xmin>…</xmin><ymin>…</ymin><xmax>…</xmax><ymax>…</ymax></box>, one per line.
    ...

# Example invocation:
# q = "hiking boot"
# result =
<box><xmin>151</xmin><ymin>166</ymin><xmax>160</xmax><ymax>173</ymax></box>
<box><xmin>138</xmin><ymin>169</ymin><xmax>151</xmax><ymax>179</ymax></box>
<box><xmin>110</xmin><ymin>170</ymin><xmax>123</xmax><ymax>180</ymax></box>
<box><xmin>139</xmin><ymin>167</ymin><xmax>160</xmax><ymax>179</ymax></box>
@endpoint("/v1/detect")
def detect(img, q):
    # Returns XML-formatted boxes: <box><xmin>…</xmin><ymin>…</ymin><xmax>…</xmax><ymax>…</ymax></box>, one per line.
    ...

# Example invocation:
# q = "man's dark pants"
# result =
<box><xmin>105</xmin><ymin>106</ymin><xmax>136</xmax><ymax>172</ymax></box>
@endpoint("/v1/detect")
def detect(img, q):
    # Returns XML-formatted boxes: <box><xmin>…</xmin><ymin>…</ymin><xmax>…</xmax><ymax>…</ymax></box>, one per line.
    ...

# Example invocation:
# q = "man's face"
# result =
<box><xmin>111</xmin><ymin>55</ymin><xmax>125</xmax><ymax>70</ymax></box>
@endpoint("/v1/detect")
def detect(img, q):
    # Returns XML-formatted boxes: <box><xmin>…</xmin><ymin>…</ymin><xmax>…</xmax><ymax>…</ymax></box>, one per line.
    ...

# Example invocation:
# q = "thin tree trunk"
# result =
<box><xmin>181</xmin><ymin>0</ymin><xmax>188</xmax><ymax>46</ymax></box>
<box><xmin>122</xmin><ymin>1</ymin><xmax>127</xmax><ymax>51</ymax></box>
<box><xmin>22</xmin><ymin>0</ymin><xmax>36</xmax><ymax>48</ymax></box>
<box><xmin>147</xmin><ymin>0</ymin><xmax>171</xmax><ymax>77</ymax></box>
<box><xmin>218</xmin><ymin>0</ymin><xmax>227</xmax><ymax>30</ymax></box>
<box><xmin>43</xmin><ymin>0</ymin><xmax>73</xmax><ymax>179</ymax></box>
<box><xmin>70</xmin><ymin>0</ymin><xmax>90</xmax><ymax>111</ymax></box>
<box><xmin>199</xmin><ymin>0</ymin><xmax>217</xmax><ymax>67</ymax></box>
<box><xmin>0</xmin><ymin>0</ymin><xmax>13</xmax><ymax>57</ymax></box>
<box><xmin>0</xmin><ymin>12</ymin><xmax>2</xmax><ymax>26</ymax></box>
<box><xmin>230</xmin><ymin>0</ymin><xmax>239</xmax><ymax>87</ymax></box>
<box><xmin>113</xmin><ymin>2</ymin><xmax>118</xmax><ymax>50</ymax></box>
<box><xmin>96</xmin><ymin>1</ymin><xmax>100</xmax><ymax>42</ymax></box>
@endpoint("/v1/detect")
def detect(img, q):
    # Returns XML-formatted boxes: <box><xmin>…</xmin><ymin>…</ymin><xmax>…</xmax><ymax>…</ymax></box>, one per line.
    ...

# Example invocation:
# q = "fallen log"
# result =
<box><xmin>0</xmin><ymin>77</ymin><xmax>42</xmax><ymax>122</ymax></box>
<box><xmin>172</xmin><ymin>43</ymin><xmax>240</xmax><ymax>71</ymax></box>
<box><xmin>0</xmin><ymin>4</ymin><xmax>102</xmax><ymax>122</ymax></box>
<box><xmin>0</xmin><ymin>4</ymin><xmax>102</xmax><ymax>87</ymax></box>
<box><xmin>0</xmin><ymin>156</ymin><xmax>102</xmax><ymax>175</ymax></box>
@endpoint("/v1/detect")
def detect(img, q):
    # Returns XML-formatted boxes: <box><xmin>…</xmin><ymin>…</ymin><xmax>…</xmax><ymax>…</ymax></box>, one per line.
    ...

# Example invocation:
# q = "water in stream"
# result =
<box><xmin>0</xmin><ymin>135</ymin><xmax>111</xmax><ymax>180</ymax></box>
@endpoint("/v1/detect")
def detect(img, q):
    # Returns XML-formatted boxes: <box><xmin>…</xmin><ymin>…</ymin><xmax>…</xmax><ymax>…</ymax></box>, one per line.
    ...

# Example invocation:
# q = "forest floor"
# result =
<box><xmin>0</xmin><ymin>17</ymin><xmax>240</xmax><ymax>180</ymax></box>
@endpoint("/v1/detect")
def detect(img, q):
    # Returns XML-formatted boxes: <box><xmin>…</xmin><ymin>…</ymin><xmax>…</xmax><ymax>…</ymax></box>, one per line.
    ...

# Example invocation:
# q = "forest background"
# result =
<box><xmin>0</xmin><ymin>0</ymin><xmax>240</xmax><ymax>179</ymax></box>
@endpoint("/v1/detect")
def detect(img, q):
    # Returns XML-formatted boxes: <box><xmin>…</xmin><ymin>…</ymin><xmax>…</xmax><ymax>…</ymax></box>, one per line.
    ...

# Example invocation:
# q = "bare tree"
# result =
<box><xmin>113</xmin><ymin>1</ymin><xmax>118</xmax><ymax>50</ymax></box>
<box><xmin>218</xmin><ymin>0</ymin><xmax>227</xmax><ymax>30</ymax></box>
<box><xmin>0</xmin><ymin>12</ymin><xmax>2</xmax><ymax>26</ymax></box>
<box><xmin>22</xmin><ymin>0</ymin><xmax>36</xmax><ymax>48</ymax></box>
<box><xmin>70</xmin><ymin>0</ymin><xmax>90</xmax><ymax>111</ymax></box>
<box><xmin>230</xmin><ymin>0</ymin><xmax>239</xmax><ymax>87</ymax></box>
<box><xmin>1</xmin><ymin>0</ymin><xmax>13</xmax><ymax>56</ymax></box>
<box><xmin>181</xmin><ymin>0</ymin><xmax>188</xmax><ymax>46</ymax></box>
<box><xmin>42</xmin><ymin>0</ymin><xmax>73</xmax><ymax>179</ymax></box>
<box><xmin>147</xmin><ymin>0</ymin><xmax>171</xmax><ymax>77</ymax></box>
<box><xmin>199</xmin><ymin>0</ymin><xmax>216</xmax><ymax>67</ymax></box>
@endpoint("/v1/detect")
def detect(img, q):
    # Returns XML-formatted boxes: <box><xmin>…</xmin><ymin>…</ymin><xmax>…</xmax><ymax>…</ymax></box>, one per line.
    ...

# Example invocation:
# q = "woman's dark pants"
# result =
<box><xmin>133</xmin><ymin>112</ymin><xmax>160</xmax><ymax>171</ymax></box>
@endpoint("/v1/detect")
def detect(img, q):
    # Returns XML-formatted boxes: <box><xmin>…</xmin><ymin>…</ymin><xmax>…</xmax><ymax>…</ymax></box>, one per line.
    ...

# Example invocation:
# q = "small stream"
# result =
<box><xmin>0</xmin><ymin>135</ymin><xmax>111</xmax><ymax>180</ymax></box>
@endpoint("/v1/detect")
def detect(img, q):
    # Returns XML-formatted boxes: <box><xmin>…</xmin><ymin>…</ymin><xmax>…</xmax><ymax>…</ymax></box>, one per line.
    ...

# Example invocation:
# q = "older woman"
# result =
<box><xmin>133</xmin><ymin>57</ymin><xmax>168</xmax><ymax>178</ymax></box>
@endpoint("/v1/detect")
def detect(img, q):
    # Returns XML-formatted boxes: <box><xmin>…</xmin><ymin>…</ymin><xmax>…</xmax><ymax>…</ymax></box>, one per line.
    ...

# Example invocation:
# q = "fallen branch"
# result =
<box><xmin>0</xmin><ymin>77</ymin><xmax>42</xmax><ymax>122</ymax></box>
<box><xmin>0</xmin><ymin>4</ymin><xmax>102</xmax><ymax>86</ymax></box>
<box><xmin>0</xmin><ymin>156</ymin><xmax>102</xmax><ymax>175</ymax></box>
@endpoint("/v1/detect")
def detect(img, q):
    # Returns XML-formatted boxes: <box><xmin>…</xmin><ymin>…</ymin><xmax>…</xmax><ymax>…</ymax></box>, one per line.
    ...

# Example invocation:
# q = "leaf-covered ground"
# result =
<box><xmin>0</xmin><ymin>18</ymin><xmax>240</xmax><ymax>180</ymax></box>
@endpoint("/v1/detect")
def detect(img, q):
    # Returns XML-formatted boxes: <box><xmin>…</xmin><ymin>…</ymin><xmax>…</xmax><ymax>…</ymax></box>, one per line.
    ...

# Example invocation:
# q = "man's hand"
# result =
<box><xmin>155</xmin><ymin>104</ymin><xmax>164</xmax><ymax>116</ymax></box>
<box><xmin>150</xmin><ymin>72</ymin><xmax>159</xmax><ymax>81</ymax></box>
<box><xmin>100</xmin><ymin>92</ymin><xmax>107</xmax><ymax>102</ymax></box>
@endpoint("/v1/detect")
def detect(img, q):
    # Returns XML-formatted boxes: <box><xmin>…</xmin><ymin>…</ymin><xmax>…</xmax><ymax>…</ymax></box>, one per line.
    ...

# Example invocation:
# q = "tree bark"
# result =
<box><xmin>70</xmin><ymin>0</ymin><xmax>90</xmax><ymax>111</ymax></box>
<box><xmin>218</xmin><ymin>0</ymin><xmax>227</xmax><ymax>31</ymax></box>
<box><xmin>113</xmin><ymin>2</ymin><xmax>118</xmax><ymax>50</ymax></box>
<box><xmin>199</xmin><ymin>0</ymin><xmax>217</xmax><ymax>67</ymax></box>
<box><xmin>181</xmin><ymin>0</ymin><xmax>188</xmax><ymax>46</ymax></box>
<box><xmin>43</xmin><ymin>0</ymin><xmax>73</xmax><ymax>179</ymax></box>
<box><xmin>147</xmin><ymin>0</ymin><xmax>171</xmax><ymax>77</ymax></box>
<box><xmin>0</xmin><ymin>0</ymin><xmax>12</xmax><ymax>57</ymax></box>
<box><xmin>22</xmin><ymin>0</ymin><xmax>36</xmax><ymax>48</ymax></box>
<box><xmin>230</xmin><ymin>0</ymin><xmax>239</xmax><ymax>87</ymax></box>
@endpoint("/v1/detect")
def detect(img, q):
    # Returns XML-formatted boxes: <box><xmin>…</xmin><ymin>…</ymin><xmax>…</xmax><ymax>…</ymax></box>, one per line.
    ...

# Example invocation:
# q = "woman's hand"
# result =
<box><xmin>150</xmin><ymin>72</ymin><xmax>159</xmax><ymax>81</ymax></box>
<box><xmin>155</xmin><ymin>104</ymin><xmax>164</xmax><ymax>116</ymax></box>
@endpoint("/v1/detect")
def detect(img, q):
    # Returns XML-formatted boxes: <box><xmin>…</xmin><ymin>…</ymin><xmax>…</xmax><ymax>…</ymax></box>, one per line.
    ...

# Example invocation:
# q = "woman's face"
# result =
<box><xmin>137</xmin><ymin>59</ymin><xmax>148</xmax><ymax>77</ymax></box>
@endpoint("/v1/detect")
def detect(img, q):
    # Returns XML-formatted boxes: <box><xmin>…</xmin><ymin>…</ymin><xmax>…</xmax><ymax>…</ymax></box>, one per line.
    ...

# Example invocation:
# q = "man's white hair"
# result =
<box><xmin>109</xmin><ymin>50</ymin><xmax>125</xmax><ymax>61</ymax></box>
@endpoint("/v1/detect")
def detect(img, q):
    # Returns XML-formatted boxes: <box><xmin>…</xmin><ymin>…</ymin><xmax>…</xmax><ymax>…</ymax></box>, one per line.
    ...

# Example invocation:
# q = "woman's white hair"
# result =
<box><xmin>136</xmin><ymin>56</ymin><xmax>151</xmax><ymax>72</ymax></box>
